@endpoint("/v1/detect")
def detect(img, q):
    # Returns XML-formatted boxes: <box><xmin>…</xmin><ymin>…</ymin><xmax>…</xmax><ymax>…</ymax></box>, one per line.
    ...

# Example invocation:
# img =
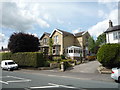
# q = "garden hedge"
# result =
<box><xmin>97</xmin><ymin>44</ymin><xmax>120</xmax><ymax>68</ymax></box>
<box><xmin>1</xmin><ymin>52</ymin><xmax>45</xmax><ymax>67</ymax></box>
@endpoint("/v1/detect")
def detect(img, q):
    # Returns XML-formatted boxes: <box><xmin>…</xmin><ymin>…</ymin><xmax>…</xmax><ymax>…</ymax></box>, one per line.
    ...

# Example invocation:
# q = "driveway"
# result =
<box><xmin>68</xmin><ymin>60</ymin><xmax>101</xmax><ymax>73</ymax></box>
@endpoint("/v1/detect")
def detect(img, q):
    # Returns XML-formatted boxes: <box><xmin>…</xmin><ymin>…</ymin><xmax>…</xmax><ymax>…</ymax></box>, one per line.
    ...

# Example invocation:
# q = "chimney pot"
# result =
<box><xmin>109</xmin><ymin>20</ymin><xmax>113</xmax><ymax>27</ymax></box>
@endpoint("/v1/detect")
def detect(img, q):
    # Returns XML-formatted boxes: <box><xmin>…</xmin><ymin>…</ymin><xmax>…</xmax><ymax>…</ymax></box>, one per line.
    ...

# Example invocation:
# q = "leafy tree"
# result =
<box><xmin>88</xmin><ymin>37</ymin><xmax>96</xmax><ymax>53</ymax></box>
<box><xmin>8</xmin><ymin>32</ymin><xmax>40</xmax><ymax>53</ymax></box>
<box><xmin>49</xmin><ymin>38</ymin><xmax>53</xmax><ymax>55</ymax></box>
<box><xmin>48</xmin><ymin>38</ymin><xmax>53</xmax><ymax>60</ymax></box>
<box><xmin>96</xmin><ymin>33</ymin><xmax>106</xmax><ymax>46</ymax></box>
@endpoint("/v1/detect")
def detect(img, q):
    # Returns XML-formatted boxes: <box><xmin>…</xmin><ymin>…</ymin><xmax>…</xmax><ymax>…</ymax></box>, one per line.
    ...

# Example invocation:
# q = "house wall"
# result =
<box><xmin>52</xmin><ymin>31</ymin><xmax>63</xmax><ymax>55</ymax></box>
<box><xmin>40</xmin><ymin>35</ymin><xmax>50</xmax><ymax>46</ymax></box>
<box><xmin>106</xmin><ymin>31</ymin><xmax>120</xmax><ymax>43</ymax></box>
<box><xmin>74</xmin><ymin>37</ymin><xmax>83</xmax><ymax>47</ymax></box>
<box><xmin>74</xmin><ymin>32</ymin><xmax>90</xmax><ymax>57</ymax></box>
<box><xmin>82</xmin><ymin>32</ymin><xmax>90</xmax><ymax>47</ymax></box>
<box><xmin>63</xmin><ymin>35</ymin><xmax>74</xmax><ymax>50</ymax></box>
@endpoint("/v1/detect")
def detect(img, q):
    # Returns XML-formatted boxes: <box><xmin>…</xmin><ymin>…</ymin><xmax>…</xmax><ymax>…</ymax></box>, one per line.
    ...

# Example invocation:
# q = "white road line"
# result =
<box><xmin>7</xmin><ymin>76</ymin><xmax>26</xmax><ymax>80</ymax></box>
<box><xmin>48</xmin><ymin>75</ymin><xmax>57</xmax><ymax>77</ymax></box>
<box><xmin>30</xmin><ymin>85</ymin><xmax>59</xmax><ymax>89</ymax></box>
<box><xmin>7</xmin><ymin>79</ymin><xmax>31</xmax><ymax>83</ymax></box>
<box><xmin>0</xmin><ymin>80</ymin><xmax>8</xmax><ymax>84</ymax></box>
<box><xmin>48</xmin><ymin>83</ymin><xmax>77</xmax><ymax>88</ymax></box>
<box><xmin>0</xmin><ymin>76</ymin><xmax>10</xmax><ymax>78</ymax></box>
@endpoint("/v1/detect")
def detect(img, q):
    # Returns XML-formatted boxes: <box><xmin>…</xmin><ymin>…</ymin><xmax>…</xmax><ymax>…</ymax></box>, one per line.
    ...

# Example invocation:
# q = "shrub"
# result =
<box><xmin>60</xmin><ymin>55</ymin><xmax>65</xmax><ymax>59</ymax></box>
<box><xmin>59</xmin><ymin>59</ymin><xmax>75</xmax><ymax>70</ymax></box>
<box><xmin>53</xmin><ymin>56</ymin><xmax>61</xmax><ymax>62</ymax></box>
<box><xmin>1</xmin><ymin>52</ymin><xmax>45</xmax><ymax>67</ymax></box>
<box><xmin>86</xmin><ymin>56</ymin><xmax>96</xmax><ymax>61</ymax></box>
<box><xmin>97</xmin><ymin>44</ymin><xmax>120</xmax><ymax>68</ymax></box>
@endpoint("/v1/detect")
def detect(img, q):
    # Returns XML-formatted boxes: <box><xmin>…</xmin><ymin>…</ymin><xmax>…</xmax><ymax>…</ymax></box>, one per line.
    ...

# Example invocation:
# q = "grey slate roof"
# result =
<box><xmin>105</xmin><ymin>25</ymin><xmax>120</xmax><ymax>33</ymax></box>
<box><xmin>57</xmin><ymin>29</ymin><xmax>74</xmax><ymax>36</ymax></box>
<box><xmin>40</xmin><ymin>32</ymin><xmax>50</xmax><ymax>40</ymax></box>
<box><xmin>74</xmin><ymin>31</ymin><xmax>85</xmax><ymax>37</ymax></box>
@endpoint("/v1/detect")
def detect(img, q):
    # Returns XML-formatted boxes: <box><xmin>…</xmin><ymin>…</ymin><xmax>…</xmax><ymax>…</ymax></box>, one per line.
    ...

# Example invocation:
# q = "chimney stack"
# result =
<box><xmin>109</xmin><ymin>20</ymin><xmax>113</xmax><ymax>27</ymax></box>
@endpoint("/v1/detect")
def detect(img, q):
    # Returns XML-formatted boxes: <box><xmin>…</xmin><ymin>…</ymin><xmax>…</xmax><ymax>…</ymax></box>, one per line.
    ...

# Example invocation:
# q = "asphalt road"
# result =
<box><xmin>0</xmin><ymin>69</ymin><xmax>119</xmax><ymax>90</ymax></box>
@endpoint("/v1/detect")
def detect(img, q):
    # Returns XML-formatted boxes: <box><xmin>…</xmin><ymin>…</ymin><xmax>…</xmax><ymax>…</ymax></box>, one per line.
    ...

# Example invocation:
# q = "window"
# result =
<box><xmin>54</xmin><ymin>35</ymin><xmax>58</xmax><ymax>44</ymax></box>
<box><xmin>119</xmin><ymin>32</ymin><xmax>120</xmax><ymax>39</ymax></box>
<box><xmin>113</xmin><ymin>31</ymin><xmax>120</xmax><ymax>40</ymax></box>
<box><xmin>69</xmin><ymin>49</ymin><xmax>73</xmax><ymax>53</ymax></box>
<box><xmin>5</xmin><ymin>62</ymin><xmax>7</xmax><ymax>65</ymax></box>
<box><xmin>113</xmin><ymin>32</ymin><xmax>118</xmax><ymax>40</ymax></box>
<box><xmin>43</xmin><ymin>38</ymin><xmax>48</xmax><ymax>45</ymax></box>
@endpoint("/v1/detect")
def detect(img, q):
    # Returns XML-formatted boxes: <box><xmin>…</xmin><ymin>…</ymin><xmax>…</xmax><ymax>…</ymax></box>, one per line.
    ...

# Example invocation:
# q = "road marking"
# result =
<box><xmin>7</xmin><ymin>79</ymin><xmax>31</xmax><ymax>83</ymax></box>
<box><xmin>48</xmin><ymin>83</ymin><xmax>77</xmax><ymax>88</ymax></box>
<box><xmin>48</xmin><ymin>75</ymin><xmax>57</xmax><ymax>77</ymax></box>
<box><xmin>0</xmin><ymin>80</ymin><xmax>8</xmax><ymax>84</ymax></box>
<box><xmin>29</xmin><ymin>85</ymin><xmax>59</xmax><ymax>89</ymax></box>
<box><xmin>0</xmin><ymin>76</ymin><xmax>10</xmax><ymax>78</ymax></box>
<box><xmin>7</xmin><ymin>76</ymin><xmax>26</xmax><ymax>80</ymax></box>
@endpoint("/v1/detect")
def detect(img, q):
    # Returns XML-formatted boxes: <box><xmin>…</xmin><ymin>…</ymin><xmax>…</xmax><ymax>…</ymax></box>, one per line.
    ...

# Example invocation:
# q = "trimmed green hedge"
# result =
<box><xmin>97</xmin><ymin>44</ymin><xmax>120</xmax><ymax>68</ymax></box>
<box><xmin>1</xmin><ymin>52</ymin><xmax>45</xmax><ymax>67</ymax></box>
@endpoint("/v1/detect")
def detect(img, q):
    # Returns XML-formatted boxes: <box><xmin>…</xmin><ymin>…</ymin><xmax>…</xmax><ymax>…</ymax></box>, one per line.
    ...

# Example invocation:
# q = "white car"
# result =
<box><xmin>1</xmin><ymin>60</ymin><xmax>18</xmax><ymax>71</ymax></box>
<box><xmin>111</xmin><ymin>68</ymin><xmax>120</xmax><ymax>82</ymax></box>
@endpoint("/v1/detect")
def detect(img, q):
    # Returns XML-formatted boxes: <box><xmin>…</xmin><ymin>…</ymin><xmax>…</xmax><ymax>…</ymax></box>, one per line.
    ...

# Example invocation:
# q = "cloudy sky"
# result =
<box><xmin>0</xmin><ymin>0</ymin><xmax>119</xmax><ymax>48</ymax></box>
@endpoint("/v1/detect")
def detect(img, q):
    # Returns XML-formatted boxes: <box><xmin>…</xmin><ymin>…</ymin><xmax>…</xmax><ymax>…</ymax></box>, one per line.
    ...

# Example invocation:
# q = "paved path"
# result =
<box><xmin>68</xmin><ymin>60</ymin><xmax>101</xmax><ymax>73</ymax></box>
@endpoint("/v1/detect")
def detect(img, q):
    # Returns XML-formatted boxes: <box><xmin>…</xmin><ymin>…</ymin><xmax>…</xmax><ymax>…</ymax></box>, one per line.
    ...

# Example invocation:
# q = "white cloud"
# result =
<box><xmin>37</xmin><ymin>18</ymin><xmax>50</xmax><ymax>28</ymax></box>
<box><xmin>0</xmin><ymin>2</ymin><xmax>50</xmax><ymax>32</ymax></box>
<box><xmin>98</xmin><ymin>0</ymin><xmax>119</xmax><ymax>3</ymax></box>
<box><xmin>0</xmin><ymin>33</ymin><xmax>8</xmax><ymax>48</ymax></box>
<box><xmin>72</xmin><ymin>28</ymin><xmax>82</xmax><ymax>34</ymax></box>
<box><xmin>57</xmin><ymin>19</ymin><xmax>64</xmax><ymax>24</ymax></box>
<box><xmin>88</xmin><ymin>9</ymin><xmax>118</xmax><ymax>38</ymax></box>
<box><xmin>0</xmin><ymin>33</ymin><xmax>5</xmax><ymax>42</ymax></box>
<box><xmin>98</xmin><ymin>10</ymin><xmax>108</xmax><ymax>18</ymax></box>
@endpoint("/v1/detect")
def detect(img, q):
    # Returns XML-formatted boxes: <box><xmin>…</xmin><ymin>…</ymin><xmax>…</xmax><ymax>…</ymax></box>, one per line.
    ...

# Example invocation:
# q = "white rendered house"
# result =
<box><xmin>105</xmin><ymin>20</ymin><xmax>120</xmax><ymax>44</ymax></box>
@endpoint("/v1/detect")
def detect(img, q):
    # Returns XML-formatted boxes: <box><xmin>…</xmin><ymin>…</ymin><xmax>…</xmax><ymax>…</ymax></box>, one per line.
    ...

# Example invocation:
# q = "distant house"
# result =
<box><xmin>0</xmin><ymin>47</ymin><xmax>10</xmax><ymax>53</ymax></box>
<box><xmin>40</xmin><ymin>28</ymin><xmax>91</xmax><ymax>60</ymax></box>
<box><xmin>105</xmin><ymin>20</ymin><xmax>120</xmax><ymax>44</ymax></box>
<box><xmin>39</xmin><ymin>32</ymin><xmax>50</xmax><ymax>54</ymax></box>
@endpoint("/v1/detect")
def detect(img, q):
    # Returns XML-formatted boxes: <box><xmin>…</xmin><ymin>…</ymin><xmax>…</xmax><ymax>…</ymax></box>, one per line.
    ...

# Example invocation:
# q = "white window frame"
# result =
<box><xmin>54</xmin><ymin>35</ymin><xmax>58</xmax><ymax>44</ymax></box>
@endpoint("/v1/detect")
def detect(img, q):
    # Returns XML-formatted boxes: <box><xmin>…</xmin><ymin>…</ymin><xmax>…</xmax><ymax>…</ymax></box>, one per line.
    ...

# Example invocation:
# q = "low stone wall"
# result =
<box><xmin>50</xmin><ymin>62</ymin><xmax>59</xmax><ymax>69</ymax></box>
<box><xmin>97</xmin><ymin>65</ymin><xmax>111</xmax><ymax>74</ymax></box>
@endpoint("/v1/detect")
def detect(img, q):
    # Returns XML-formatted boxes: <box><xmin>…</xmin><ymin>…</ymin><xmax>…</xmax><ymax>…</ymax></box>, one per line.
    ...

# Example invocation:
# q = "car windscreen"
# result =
<box><xmin>7</xmin><ymin>62</ymin><xmax>15</xmax><ymax>65</ymax></box>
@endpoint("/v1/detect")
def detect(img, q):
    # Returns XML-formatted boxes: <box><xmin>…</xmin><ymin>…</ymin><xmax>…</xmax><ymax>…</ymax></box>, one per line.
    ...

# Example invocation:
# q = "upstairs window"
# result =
<box><xmin>54</xmin><ymin>35</ymin><xmax>58</xmax><ymax>44</ymax></box>
<box><xmin>43</xmin><ymin>38</ymin><xmax>48</xmax><ymax>45</ymax></box>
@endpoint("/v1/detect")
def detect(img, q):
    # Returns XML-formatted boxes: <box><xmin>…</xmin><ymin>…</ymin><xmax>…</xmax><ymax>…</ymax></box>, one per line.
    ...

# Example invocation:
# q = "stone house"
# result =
<box><xmin>40</xmin><ymin>28</ymin><xmax>91</xmax><ymax>60</ymax></box>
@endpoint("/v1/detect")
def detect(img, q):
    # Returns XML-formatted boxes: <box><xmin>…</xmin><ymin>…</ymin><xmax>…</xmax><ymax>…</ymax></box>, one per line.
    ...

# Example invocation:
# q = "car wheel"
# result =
<box><xmin>8</xmin><ymin>68</ymin><xmax>11</xmax><ymax>71</ymax></box>
<box><xmin>118</xmin><ymin>76</ymin><xmax>120</xmax><ymax>83</ymax></box>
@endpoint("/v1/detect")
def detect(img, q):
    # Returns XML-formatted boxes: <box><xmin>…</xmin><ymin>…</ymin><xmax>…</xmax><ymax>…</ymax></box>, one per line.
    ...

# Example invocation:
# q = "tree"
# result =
<box><xmin>96</xmin><ymin>33</ymin><xmax>106</xmax><ymax>46</ymax></box>
<box><xmin>88</xmin><ymin>37</ymin><xmax>96</xmax><ymax>54</ymax></box>
<box><xmin>48</xmin><ymin>38</ymin><xmax>53</xmax><ymax>60</ymax></box>
<box><xmin>49</xmin><ymin>38</ymin><xmax>53</xmax><ymax>55</ymax></box>
<box><xmin>8</xmin><ymin>32</ymin><xmax>40</xmax><ymax>53</ymax></box>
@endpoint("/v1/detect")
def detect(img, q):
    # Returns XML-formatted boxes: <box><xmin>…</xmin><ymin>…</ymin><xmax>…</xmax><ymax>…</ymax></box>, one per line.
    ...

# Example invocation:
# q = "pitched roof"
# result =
<box><xmin>40</xmin><ymin>32</ymin><xmax>50</xmax><ymax>40</ymax></box>
<box><xmin>57</xmin><ymin>29</ymin><xmax>74</xmax><ymax>36</ymax></box>
<box><xmin>105</xmin><ymin>25</ymin><xmax>120</xmax><ymax>33</ymax></box>
<box><xmin>74</xmin><ymin>31</ymin><xmax>85</xmax><ymax>37</ymax></box>
<box><xmin>50</xmin><ymin>28</ymin><xmax>74</xmax><ymax>37</ymax></box>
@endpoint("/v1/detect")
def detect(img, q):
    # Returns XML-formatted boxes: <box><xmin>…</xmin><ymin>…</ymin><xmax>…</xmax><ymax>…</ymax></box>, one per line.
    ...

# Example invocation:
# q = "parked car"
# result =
<box><xmin>1</xmin><ymin>60</ymin><xmax>18</xmax><ymax>71</ymax></box>
<box><xmin>111</xmin><ymin>68</ymin><xmax>120</xmax><ymax>82</ymax></box>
